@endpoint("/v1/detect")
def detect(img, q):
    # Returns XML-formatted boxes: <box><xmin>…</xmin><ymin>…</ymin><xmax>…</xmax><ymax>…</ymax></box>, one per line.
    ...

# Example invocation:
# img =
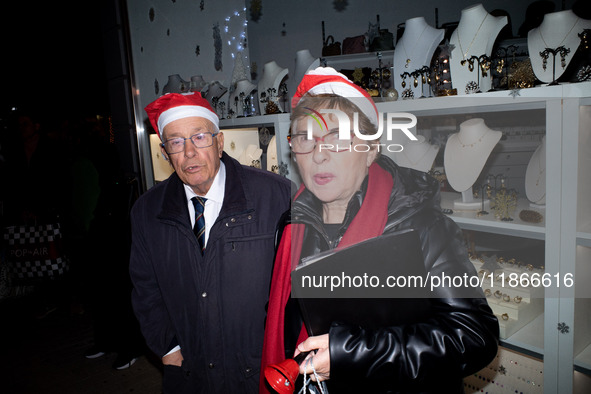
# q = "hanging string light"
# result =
<box><xmin>222</xmin><ymin>7</ymin><xmax>248</xmax><ymax>61</ymax></box>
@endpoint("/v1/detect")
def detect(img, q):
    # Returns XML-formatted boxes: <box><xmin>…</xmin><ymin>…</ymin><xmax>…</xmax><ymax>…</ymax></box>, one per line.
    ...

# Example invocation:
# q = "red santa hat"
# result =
<box><xmin>145</xmin><ymin>91</ymin><xmax>219</xmax><ymax>139</ymax></box>
<box><xmin>291</xmin><ymin>66</ymin><xmax>379</xmax><ymax>127</ymax></box>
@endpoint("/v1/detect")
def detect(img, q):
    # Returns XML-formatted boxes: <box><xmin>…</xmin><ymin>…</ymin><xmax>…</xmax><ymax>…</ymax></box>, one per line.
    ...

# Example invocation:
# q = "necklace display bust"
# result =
<box><xmin>449</xmin><ymin>4</ymin><xmax>507</xmax><ymax>94</ymax></box>
<box><xmin>289</xmin><ymin>50</ymin><xmax>320</xmax><ymax>101</ymax></box>
<box><xmin>204</xmin><ymin>81</ymin><xmax>228</xmax><ymax>104</ymax></box>
<box><xmin>394</xmin><ymin>135</ymin><xmax>439</xmax><ymax>173</ymax></box>
<box><xmin>238</xmin><ymin>144</ymin><xmax>263</xmax><ymax>167</ymax></box>
<box><xmin>444</xmin><ymin>118</ymin><xmax>502</xmax><ymax>208</ymax></box>
<box><xmin>189</xmin><ymin>75</ymin><xmax>207</xmax><ymax>93</ymax></box>
<box><xmin>229</xmin><ymin>79</ymin><xmax>257</xmax><ymax>116</ymax></box>
<box><xmin>393</xmin><ymin>17</ymin><xmax>444</xmax><ymax>97</ymax></box>
<box><xmin>525</xmin><ymin>136</ymin><xmax>546</xmax><ymax>205</ymax></box>
<box><xmin>527</xmin><ymin>10</ymin><xmax>591</xmax><ymax>84</ymax></box>
<box><xmin>258</xmin><ymin>61</ymin><xmax>289</xmax><ymax>114</ymax></box>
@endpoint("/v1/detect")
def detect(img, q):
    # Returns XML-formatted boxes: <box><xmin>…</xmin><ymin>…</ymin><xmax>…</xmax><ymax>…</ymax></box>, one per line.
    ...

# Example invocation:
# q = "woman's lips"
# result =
<box><xmin>313</xmin><ymin>173</ymin><xmax>335</xmax><ymax>185</ymax></box>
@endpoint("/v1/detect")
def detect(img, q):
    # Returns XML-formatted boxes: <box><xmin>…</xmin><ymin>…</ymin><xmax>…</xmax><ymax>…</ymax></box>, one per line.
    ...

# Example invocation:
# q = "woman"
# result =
<box><xmin>261</xmin><ymin>67</ymin><xmax>499</xmax><ymax>393</ymax></box>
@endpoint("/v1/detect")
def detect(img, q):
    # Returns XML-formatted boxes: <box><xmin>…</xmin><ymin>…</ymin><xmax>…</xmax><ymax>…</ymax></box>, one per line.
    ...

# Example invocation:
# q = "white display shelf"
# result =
<box><xmin>501</xmin><ymin>312</ymin><xmax>545</xmax><ymax>357</ymax></box>
<box><xmin>374</xmin><ymin>82</ymin><xmax>591</xmax><ymax>117</ymax></box>
<box><xmin>440</xmin><ymin>192</ymin><xmax>546</xmax><ymax>240</ymax></box>
<box><xmin>321</xmin><ymin>49</ymin><xmax>395</xmax><ymax>67</ymax></box>
<box><xmin>219</xmin><ymin>113</ymin><xmax>291</xmax><ymax>128</ymax></box>
<box><xmin>577</xmin><ymin>224</ymin><xmax>591</xmax><ymax>248</ymax></box>
<box><xmin>575</xmin><ymin>343</ymin><xmax>591</xmax><ymax>373</ymax></box>
<box><xmin>577</xmin><ymin>232</ymin><xmax>591</xmax><ymax>248</ymax></box>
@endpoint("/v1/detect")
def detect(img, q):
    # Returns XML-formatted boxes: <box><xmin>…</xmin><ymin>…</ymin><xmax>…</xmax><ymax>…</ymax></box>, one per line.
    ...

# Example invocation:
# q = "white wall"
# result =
<box><xmin>126</xmin><ymin>0</ymin><xmax>251</xmax><ymax>116</ymax></box>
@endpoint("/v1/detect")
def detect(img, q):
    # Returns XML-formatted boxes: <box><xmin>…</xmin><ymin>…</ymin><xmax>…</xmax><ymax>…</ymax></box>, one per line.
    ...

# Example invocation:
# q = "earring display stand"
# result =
<box><xmin>538</xmin><ymin>46</ymin><xmax>571</xmax><ymax>86</ymax></box>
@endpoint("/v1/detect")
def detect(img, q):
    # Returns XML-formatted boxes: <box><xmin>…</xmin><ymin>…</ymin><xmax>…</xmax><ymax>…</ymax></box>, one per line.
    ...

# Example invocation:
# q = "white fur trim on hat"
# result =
<box><xmin>158</xmin><ymin>105</ymin><xmax>219</xmax><ymax>134</ymax></box>
<box><xmin>294</xmin><ymin>67</ymin><xmax>379</xmax><ymax>128</ymax></box>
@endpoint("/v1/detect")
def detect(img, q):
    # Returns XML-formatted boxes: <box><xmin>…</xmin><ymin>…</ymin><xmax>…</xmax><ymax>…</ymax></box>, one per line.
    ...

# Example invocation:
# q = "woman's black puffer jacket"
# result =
<box><xmin>290</xmin><ymin>155</ymin><xmax>499</xmax><ymax>393</ymax></box>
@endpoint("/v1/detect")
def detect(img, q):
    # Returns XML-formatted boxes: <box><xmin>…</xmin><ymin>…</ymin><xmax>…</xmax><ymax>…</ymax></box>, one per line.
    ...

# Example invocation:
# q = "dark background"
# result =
<box><xmin>1</xmin><ymin>1</ymin><xmax>109</xmax><ymax>117</ymax></box>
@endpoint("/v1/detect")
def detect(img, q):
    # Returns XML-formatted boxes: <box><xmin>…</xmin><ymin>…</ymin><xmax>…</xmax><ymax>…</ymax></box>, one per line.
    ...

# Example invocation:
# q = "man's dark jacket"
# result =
<box><xmin>130</xmin><ymin>152</ymin><xmax>291</xmax><ymax>393</ymax></box>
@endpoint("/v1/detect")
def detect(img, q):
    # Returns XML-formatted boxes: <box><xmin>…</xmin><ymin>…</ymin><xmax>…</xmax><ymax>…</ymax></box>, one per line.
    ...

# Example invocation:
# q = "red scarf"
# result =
<box><xmin>259</xmin><ymin>163</ymin><xmax>393</xmax><ymax>393</ymax></box>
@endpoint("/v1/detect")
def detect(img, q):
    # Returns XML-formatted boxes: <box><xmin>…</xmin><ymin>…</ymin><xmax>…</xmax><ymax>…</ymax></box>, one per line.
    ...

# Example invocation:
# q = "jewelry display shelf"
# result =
<box><xmin>501</xmin><ymin>312</ymin><xmax>545</xmax><ymax>356</ymax></box>
<box><xmin>321</xmin><ymin>49</ymin><xmax>395</xmax><ymax>69</ymax></box>
<box><xmin>219</xmin><ymin>113</ymin><xmax>297</xmax><ymax>183</ymax></box>
<box><xmin>471</xmin><ymin>258</ymin><xmax>544</xmax><ymax>343</ymax></box>
<box><xmin>440</xmin><ymin>192</ymin><xmax>545</xmax><ymax>239</ymax></box>
<box><xmin>219</xmin><ymin>112</ymin><xmax>291</xmax><ymax>128</ymax></box>
<box><xmin>373</xmin><ymin>84</ymin><xmax>590</xmax><ymax>393</ymax></box>
<box><xmin>375</xmin><ymin>81</ymin><xmax>591</xmax><ymax>116</ymax></box>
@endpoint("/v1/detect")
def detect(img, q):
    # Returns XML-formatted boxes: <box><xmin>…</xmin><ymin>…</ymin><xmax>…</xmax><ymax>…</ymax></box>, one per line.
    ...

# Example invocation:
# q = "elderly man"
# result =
<box><xmin>129</xmin><ymin>92</ymin><xmax>291</xmax><ymax>393</ymax></box>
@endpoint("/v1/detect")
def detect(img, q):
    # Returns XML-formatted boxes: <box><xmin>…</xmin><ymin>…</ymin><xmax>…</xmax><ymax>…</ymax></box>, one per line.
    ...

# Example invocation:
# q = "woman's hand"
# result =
<box><xmin>295</xmin><ymin>334</ymin><xmax>330</xmax><ymax>381</ymax></box>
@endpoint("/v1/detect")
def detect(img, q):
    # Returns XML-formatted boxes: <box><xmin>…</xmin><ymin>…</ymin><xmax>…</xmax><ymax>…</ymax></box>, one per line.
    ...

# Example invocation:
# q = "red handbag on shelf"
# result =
<box><xmin>342</xmin><ymin>35</ymin><xmax>367</xmax><ymax>54</ymax></box>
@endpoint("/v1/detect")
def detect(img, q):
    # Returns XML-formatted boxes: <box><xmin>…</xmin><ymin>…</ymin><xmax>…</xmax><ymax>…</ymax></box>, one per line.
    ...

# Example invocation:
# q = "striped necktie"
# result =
<box><xmin>191</xmin><ymin>197</ymin><xmax>207</xmax><ymax>252</ymax></box>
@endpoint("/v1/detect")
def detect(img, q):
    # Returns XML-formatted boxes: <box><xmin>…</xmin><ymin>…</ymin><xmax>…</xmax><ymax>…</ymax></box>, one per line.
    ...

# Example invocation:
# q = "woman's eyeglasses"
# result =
<box><xmin>288</xmin><ymin>130</ymin><xmax>353</xmax><ymax>154</ymax></box>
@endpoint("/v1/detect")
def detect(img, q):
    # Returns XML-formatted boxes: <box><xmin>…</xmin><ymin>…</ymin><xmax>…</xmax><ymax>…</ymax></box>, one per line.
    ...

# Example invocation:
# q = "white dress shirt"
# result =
<box><xmin>184</xmin><ymin>161</ymin><xmax>226</xmax><ymax>246</ymax></box>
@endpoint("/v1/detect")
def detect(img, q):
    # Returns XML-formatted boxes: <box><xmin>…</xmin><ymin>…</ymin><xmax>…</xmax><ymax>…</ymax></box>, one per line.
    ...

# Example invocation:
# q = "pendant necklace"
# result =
<box><xmin>456</xmin><ymin>14</ymin><xmax>488</xmax><ymax>61</ymax></box>
<box><xmin>538</xmin><ymin>17</ymin><xmax>580</xmax><ymax>49</ymax></box>
<box><xmin>456</xmin><ymin>130</ymin><xmax>489</xmax><ymax>148</ymax></box>
<box><xmin>399</xmin><ymin>25</ymin><xmax>428</xmax><ymax>68</ymax></box>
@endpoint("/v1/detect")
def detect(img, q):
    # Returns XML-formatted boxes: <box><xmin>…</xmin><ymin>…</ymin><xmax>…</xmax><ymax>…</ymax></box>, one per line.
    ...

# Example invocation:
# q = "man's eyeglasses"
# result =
<box><xmin>288</xmin><ymin>130</ymin><xmax>353</xmax><ymax>154</ymax></box>
<box><xmin>161</xmin><ymin>132</ymin><xmax>218</xmax><ymax>154</ymax></box>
